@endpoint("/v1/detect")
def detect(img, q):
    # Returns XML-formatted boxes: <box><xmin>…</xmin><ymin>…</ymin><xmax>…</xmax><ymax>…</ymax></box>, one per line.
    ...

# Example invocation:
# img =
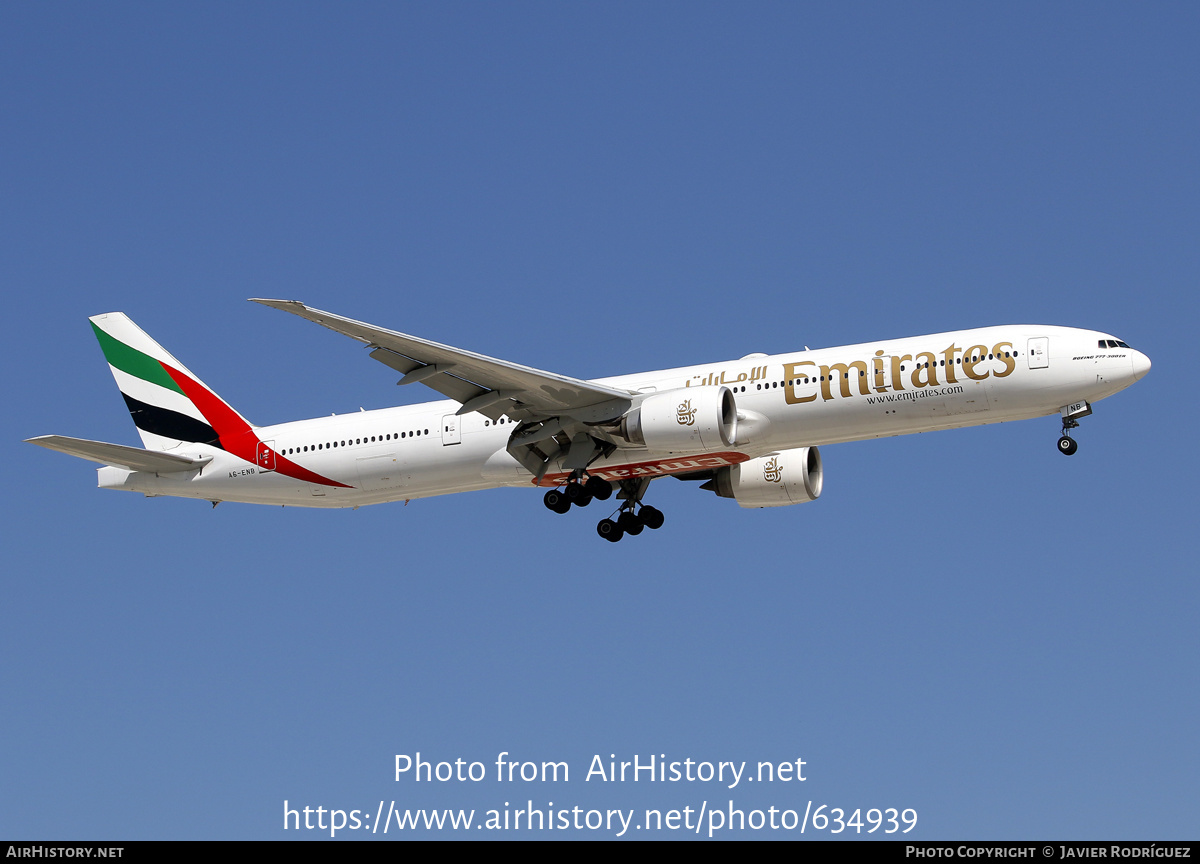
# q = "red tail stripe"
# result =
<box><xmin>161</xmin><ymin>363</ymin><xmax>352</xmax><ymax>489</ymax></box>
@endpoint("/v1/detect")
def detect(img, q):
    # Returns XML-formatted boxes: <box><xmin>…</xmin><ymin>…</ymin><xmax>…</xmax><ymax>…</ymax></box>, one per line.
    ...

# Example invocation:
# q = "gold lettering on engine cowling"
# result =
<box><xmin>783</xmin><ymin>361</ymin><xmax>818</xmax><ymax>404</ymax></box>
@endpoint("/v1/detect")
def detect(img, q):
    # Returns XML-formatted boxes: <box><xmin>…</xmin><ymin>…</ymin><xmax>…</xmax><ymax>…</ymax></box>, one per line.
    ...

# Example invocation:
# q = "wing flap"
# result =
<box><xmin>26</xmin><ymin>435</ymin><xmax>212</xmax><ymax>473</ymax></box>
<box><xmin>368</xmin><ymin>347</ymin><xmax>491</xmax><ymax>407</ymax></box>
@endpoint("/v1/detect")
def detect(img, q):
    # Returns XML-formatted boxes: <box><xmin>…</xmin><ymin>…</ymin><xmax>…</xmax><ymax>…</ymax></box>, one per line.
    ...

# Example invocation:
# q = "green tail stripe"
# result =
<box><xmin>90</xmin><ymin>321</ymin><xmax>185</xmax><ymax>396</ymax></box>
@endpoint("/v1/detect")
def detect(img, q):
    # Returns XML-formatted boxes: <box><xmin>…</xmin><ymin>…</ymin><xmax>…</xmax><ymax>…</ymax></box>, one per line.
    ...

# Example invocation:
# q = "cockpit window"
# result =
<box><xmin>1099</xmin><ymin>339</ymin><xmax>1133</xmax><ymax>349</ymax></box>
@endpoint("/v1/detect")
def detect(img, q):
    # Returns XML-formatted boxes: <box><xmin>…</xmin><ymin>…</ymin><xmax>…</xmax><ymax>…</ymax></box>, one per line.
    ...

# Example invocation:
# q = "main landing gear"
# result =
<box><xmin>543</xmin><ymin>473</ymin><xmax>612</xmax><ymax>513</ymax></box>
<box><xmin>542</xmin><ymin>473</ymin><xmax>666</xmax><ymax>542</ymax></box>
<box><xmin>596</xmin><ymin>501</ymin><xmax>665</xmax><ymax>543</ymax></box>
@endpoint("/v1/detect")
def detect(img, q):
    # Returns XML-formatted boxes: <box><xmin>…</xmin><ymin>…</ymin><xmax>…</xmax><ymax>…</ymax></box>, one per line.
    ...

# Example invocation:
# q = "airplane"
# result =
<box><xmin>27</xmin><ymin>300</ymin><xmax>1151</xmax><ymax>541</ymax></box>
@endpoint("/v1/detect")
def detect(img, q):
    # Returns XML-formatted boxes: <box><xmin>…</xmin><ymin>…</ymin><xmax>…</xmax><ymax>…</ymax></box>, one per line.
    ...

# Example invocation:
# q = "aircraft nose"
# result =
<box><xmin>1131</xmin><ymin>350</ymin><xmax>1151</xmax><ymax>381</ymax></box>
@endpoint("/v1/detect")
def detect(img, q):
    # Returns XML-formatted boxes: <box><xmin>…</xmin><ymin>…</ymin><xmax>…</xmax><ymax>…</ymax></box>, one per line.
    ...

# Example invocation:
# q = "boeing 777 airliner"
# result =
<box><xmin>27</xmin><ymin>300</ymin><xmax>1151</xmax><ymax>541</ymax></box>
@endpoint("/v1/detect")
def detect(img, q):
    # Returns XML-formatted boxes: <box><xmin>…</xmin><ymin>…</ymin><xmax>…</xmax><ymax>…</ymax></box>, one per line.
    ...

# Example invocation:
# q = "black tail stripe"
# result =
<box><xmin>121</xmin><ymin>394</ymin><xmax>223</xmax><ymax>448</ymax></box>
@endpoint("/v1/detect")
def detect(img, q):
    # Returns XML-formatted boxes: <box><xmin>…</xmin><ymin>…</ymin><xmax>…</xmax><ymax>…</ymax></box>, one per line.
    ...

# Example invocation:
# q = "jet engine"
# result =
<box><xmin>703</xmin><ymin>447</ymin><xmax>823</xmax><ymax>508</ymax></box>
<box><xmin>618</xmin><ymin>386</ymin><xmax>737</xmax><ymax>454</ymax></box>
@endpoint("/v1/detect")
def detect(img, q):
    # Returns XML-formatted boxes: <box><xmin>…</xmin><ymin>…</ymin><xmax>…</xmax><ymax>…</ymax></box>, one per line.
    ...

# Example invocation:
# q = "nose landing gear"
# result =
<box><xmin>1056</xmin><ymin>401</ymin><xmax>1091</xmax><ymax>456</ymax></box>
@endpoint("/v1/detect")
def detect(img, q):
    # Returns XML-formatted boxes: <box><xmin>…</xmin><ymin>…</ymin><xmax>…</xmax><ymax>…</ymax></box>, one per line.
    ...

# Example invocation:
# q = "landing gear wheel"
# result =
<box><xmin>617</xmin><ymin>510</ymin><xmax>644</xmax><ymax>536</ymax></box>
<box><xmin>574</xmin><ymin>490</ymin><xmax>593</xmax><ymax>507</ymax></box>
<box><xmin>544</xmin><ymin>489</ymin><xmax>571</xmax><ymax>513</ymax></box>
<box><xmin>639</xmin><ymin>505</ymin><xmax>665</xmax><ymax>530</ymax></box>
<box><xmin>1057</xmin><ymin>435</ymin><xmax>1078</xmax><ymax>456</ymax></box>
<box><xmin>585</xmin><ymin>475</ymin><xmax>613</xmax><ymax>500</ymax></box>
<box><xmin>597</xmin><ymin>518</ymin><xmax>623</xmax><ymax>542</ymax></box>
<box><xmin>565</xmin><ymin>482</ymin><xmax>587</xmax><ymax>503</ymax></box>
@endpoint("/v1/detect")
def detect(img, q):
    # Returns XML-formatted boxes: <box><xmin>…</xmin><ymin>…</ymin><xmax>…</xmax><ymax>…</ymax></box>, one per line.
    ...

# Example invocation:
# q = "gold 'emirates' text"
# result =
<box><xmin>783</xmin><ymin>341</ymin><xmax>1016</xmax><ymax>404</ymax></box>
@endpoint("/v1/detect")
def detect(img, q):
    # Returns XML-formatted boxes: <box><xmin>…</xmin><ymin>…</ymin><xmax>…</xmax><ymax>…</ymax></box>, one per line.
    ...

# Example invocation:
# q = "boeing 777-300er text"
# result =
<box><xmin>27</xmin><ymin>300</ymin><xmax>1151</xmax><ymax>541</ymax></box>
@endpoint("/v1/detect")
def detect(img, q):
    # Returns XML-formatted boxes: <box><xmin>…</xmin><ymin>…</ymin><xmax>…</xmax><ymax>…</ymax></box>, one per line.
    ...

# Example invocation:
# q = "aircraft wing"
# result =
<box><xmin>26</xmin><ymin>435</ymin><xmax>212</xmax><ymax>473</ymax></box>
<box><xmin>250</xmin><ymin>299</ymin><xmax>633</xmax><ymax>422</ymax></box>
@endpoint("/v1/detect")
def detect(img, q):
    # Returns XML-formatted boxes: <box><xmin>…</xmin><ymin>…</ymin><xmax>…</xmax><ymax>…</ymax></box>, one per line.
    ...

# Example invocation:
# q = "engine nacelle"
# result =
<box><xmin>706</xmin><ymin>447</ymin><xmax>823</xmax><ymax>508</ymax></box>
<box><xmin>620</xmin><ymin>386</ymin><xmax>738</xmax><ymax>454</ymax></box>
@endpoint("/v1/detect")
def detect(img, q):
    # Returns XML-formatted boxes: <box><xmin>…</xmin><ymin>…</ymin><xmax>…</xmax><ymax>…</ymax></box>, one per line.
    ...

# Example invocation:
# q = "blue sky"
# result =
<box><xmin>2</xmin><ymin>2</ymin><xmax>1197</xmax><ymax>839</ymax></box>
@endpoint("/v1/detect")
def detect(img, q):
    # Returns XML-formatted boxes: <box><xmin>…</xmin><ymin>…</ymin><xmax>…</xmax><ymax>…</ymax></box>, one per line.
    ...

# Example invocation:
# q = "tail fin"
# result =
<box><xmin>90</xmin><ymin>312</ymin><xmax>255</xmax><ymax>451</ymax></box>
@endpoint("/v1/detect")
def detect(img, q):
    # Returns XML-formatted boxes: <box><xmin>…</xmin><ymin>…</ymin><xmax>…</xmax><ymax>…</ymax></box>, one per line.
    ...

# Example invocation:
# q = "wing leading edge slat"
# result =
<box><xmin>250</xmin><ymin>299</ymin><xmax>633</xmax><ymax>421</ymax></box>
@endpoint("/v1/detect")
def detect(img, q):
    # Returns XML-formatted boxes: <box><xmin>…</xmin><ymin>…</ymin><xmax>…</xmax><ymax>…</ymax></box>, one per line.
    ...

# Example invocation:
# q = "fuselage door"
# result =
<box><xmin>441</xmin><ymin>414</ymin><xmax>461</xmax><ymax>446</ymax></box>
<box><xmin>1027</xmin><ymin>337</ymin><xmax>1049</xmax><ymax>369</ymax></box>
<box><xmin>255</xmin><ymin>440</ymin><xmax>276</xmax><ymax>472</ymax></box>
<box><xmin>872</xmin><ymin>356</ymin><xmax>892</xmax><ymax>392</ymax></box>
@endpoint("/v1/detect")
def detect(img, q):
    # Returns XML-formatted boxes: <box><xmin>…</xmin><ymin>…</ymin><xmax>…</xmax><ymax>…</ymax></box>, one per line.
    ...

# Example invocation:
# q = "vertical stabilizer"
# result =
<box><xmin>90</xmin><ymin>312</ymin><xmax>254</xmax><ymax>451</ymax></box>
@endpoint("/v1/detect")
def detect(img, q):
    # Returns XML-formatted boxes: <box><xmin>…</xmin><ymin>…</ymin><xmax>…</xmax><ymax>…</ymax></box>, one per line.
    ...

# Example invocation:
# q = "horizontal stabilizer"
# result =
<box><xmin>25</xmin><ymin>435</ymin><xmax>212</xmax><ymax>473</ymax></box>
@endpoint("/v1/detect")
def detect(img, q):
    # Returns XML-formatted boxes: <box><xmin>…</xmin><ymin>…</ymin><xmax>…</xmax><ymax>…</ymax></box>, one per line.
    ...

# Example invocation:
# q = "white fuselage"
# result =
<box><xmin>97</xmin><ymin>325</ymin><xmax>1150</xmax><ymax>507</ymax></box>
